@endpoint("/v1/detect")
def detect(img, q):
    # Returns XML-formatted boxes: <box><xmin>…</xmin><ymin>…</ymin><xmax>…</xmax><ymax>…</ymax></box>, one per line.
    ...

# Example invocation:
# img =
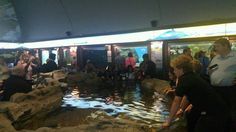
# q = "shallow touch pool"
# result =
<box><xmin>62</xmin><ymin>82</ymin><xmax>170</xmax><ymax>126</ymax></box>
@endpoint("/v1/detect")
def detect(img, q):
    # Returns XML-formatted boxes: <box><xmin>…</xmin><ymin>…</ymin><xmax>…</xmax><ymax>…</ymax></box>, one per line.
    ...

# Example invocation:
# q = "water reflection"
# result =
<box><xmin>62</xmin><ymin>82</ymin><xmax>169</xmax><ymax>126</ymax></box>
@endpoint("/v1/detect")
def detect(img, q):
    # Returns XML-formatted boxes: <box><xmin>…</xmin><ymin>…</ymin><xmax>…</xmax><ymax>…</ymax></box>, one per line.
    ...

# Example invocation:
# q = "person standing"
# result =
<box><xmin>114</xmin><ymin>52</ymin><xmax>125</xmax><ymax>78</ymax></box>
<box><xmin>125</xmin><ymin>52</ymin><xmax>136</xmax><ymax>70</ymax></box>
<box><xmin>208</xmin><ymin>38</ymin><xmax>236</xmax><ymax>131</ymax></box>
<box><xmin>139</xmin><ymin>54</ymin><xmax>157</xmax><ymax>78</ymax></box>
<box><xmin>39</xmin><ymin>53</ymin><xmax>58</xmax><ymax>73</ymax></box>
<box><xmin>198</xmin><ymin>51</ymin><xmax>210</xmax><ymax>76</ymax></box>
<box><xmin>162</xmin><ymin>55</ymin><xmax>228</xmax><ymax>132</ymax></box>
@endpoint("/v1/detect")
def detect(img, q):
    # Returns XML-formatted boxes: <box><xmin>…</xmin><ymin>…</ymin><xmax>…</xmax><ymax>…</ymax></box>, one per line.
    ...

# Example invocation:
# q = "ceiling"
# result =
<box><xmin>1</xmin><ymin>0</ymin><xmax>236</xmax><ymax>42</ymax></box>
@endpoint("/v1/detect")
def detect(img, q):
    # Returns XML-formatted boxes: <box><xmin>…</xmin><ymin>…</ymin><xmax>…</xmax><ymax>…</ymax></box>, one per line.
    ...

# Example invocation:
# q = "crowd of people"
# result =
<box><xmin>0</xmin><ymin>51</ymin><xmax>58</xmax><ymax>101</ymax></box>
<box><xmin>163</xmin><ymin>38</ymin><xmax>236</xmax><ymax>132</ymax></box>
<box><xmin>0</xmin><ymin>49</ymin><xmax>158</xmax><ymax>101</ymax></box>
<box><xmin>83</xmin><ymin>51</ymin><xmax>157</xmax><ymax>82</ymax></box>
<box><xmin>0</xmin><ymin>38</ymin><xmax>235</xmax><ymax>131</ymax></box>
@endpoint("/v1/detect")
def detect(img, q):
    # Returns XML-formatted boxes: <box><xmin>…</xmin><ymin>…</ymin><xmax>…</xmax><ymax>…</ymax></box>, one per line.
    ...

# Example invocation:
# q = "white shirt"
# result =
<box><xmin>209</xmin><ymin>51</ymin><xmax>236</xmax><ymax>86</ymax></box>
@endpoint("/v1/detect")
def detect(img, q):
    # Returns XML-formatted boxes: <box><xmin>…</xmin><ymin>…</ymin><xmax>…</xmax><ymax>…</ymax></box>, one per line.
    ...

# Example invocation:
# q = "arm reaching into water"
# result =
<box><xmin>162</xmin><ymin>96</ymin><xmax>182</xmax><ymax>128</ymax></box>
<box><xmin>175</xmin><ymin>96</ymin><xmax>190</xmax><ymax>117</ymax></box>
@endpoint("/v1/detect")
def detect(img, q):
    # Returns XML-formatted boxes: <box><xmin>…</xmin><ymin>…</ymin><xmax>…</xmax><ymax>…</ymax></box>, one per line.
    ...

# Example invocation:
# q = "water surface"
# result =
<box><xmin>62</xmin><ymin>81</ymin><xmax>170</xmax><ymax>126</ymax></box>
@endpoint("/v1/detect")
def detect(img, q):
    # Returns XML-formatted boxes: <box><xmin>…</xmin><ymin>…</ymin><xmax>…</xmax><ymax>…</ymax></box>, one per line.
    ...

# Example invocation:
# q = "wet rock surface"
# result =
<box><xmin>66</xmin><ymin>72</ymin><xmax>102</xmax><ymax>87</ymax></box>
<box><xmin>0</xmin><ymin>70</ymin><xmax>66</xmax><ymax>132</ymax></box>
<box><xmin>19</xmin><ymin>108</ymin><xmax>186</xmax><ymax>132</ymax></box>
<box><xmin>0</xmin><ymin>72</ymin><xmax>186</xmax><ymax>132</ymax></box>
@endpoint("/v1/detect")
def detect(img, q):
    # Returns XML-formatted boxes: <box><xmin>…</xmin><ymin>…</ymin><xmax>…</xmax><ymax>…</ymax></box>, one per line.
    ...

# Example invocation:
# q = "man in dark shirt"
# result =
<box><xmin>139</xmin><ymin>54</ymin><xmax>157</xmax><ymax>78</ymax></box>
<box><xmin>162</xmin><ymin>55</ymin><xmax>228</xmax><ymax>132</ymax></box>
<box><xmin>2</xmin><ymin>66</ymin><xmax>32</xmax><ymax>101</ymax></box>
<box><xmin>40</xmin><ymin>53</ymin><xmax>58</xmax><ymax>73</ymax></box>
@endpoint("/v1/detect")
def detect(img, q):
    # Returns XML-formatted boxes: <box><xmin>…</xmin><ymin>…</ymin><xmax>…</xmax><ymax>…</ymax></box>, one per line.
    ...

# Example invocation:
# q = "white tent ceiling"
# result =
<box><xmin>1</xmin><ymin>0</ymin><xmax>236</xmax><ymax>42</ymax></box>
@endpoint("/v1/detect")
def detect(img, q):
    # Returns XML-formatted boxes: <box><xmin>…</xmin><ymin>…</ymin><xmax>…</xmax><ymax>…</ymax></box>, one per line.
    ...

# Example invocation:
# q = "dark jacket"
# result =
<box><xmin>175</xmin><ymin>72</ymin><xmax>228</xmax><ymax>116</ymax></box>
<box><xmin>40</xmin><ymin>60</ymin><xmax>58</xmax><ymax>73</ymax></box>
<box><xmin>140</xmin><ymin>60</ymin><xmax>157</xmax><ymax>78</ymax></box>
<box><xmin>2</xmin><ymin>75</ymin><xmax>32</xmax><ymax>101</ymax></box>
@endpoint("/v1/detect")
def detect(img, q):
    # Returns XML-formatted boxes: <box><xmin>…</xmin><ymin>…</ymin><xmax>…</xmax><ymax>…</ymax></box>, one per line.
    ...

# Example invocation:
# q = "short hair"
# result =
<box><xmin>183</xmin><ymin>47</ymin><xmax>190</xmax><ymax>54</ymax></box>
<box><xmin>171</xmin><ymin>55</ymin><xmax>193</xmax><ymax>73</ymax></box>
<box><xmin>128</xmin><ymin>52</ymin><xmax>133</xmax><ymax>57</ymax></box>
<box><xmin>214</xmin><ymin>38</ymin><xmax>231</xmax><ymax>49</ymax></box>
<box><xmin>49</xmin><ymin>53</ymin><xmax>56</xmax><ymax>60</ymax></box>
<box><xmin>142</xmin><ymin>54</ymin><xmax>148</xmax><ymax>59</ymax></box>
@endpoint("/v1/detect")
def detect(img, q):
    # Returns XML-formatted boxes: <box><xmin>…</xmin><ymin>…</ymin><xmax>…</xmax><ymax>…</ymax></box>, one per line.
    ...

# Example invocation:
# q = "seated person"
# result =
<box><xmin>1</xmin><ymin>66</ymin><xmax>32</xmax><ymax>101</ymax></box>
<box><xmin>39</xmin><ymin>53</ymin><xmax>58</xmax><ymax>73</ymax></box>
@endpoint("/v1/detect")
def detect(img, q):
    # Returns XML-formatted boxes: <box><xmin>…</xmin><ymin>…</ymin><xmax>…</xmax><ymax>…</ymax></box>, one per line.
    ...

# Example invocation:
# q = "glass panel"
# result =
<box><xmin>151</xmin><ymin>41</ymin><xmax>163</xmax><ymax>69</ymax></box>
<box><xmin>169</xmin><ymin>41</ymin><xmax>214</xmax><ymax>60</ymax></box>
<box><xmin>52</xmin><ymin>50</ymin><xmax>58</xmax><ymax>65</ymax></box>
<box><xmin>41</xmin><ymin>50</ymin><xmax>49</xmax><ymax>64</ymax></box>
<box><xmin>118</xmin><ymin>46</ymin><xmax>147</xmax><ymax>67</ymax></box>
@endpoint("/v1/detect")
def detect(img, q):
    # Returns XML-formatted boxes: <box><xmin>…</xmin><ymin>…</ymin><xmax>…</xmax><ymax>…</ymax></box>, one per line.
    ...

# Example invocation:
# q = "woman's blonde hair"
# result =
<box><xmin>170</xmin><ymin>55</ymin><xmax>194</xmax><ymax>73</ymax></box>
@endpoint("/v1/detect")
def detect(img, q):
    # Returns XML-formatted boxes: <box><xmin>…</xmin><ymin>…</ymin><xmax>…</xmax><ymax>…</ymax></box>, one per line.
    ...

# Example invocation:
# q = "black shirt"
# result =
<box><xmin>140</xmin><ymin>60</ymin><xmax>157</xmax><ymax>78</ymax></box>
<box><xmin>2</xmin><ymin>75</ymin><xmax>32</xmax><ymax>101</ymax></box>
<box><xmin>40</xmin><ymin>60</ymin><xmax>58</xmax><ymax>73</ymax></box>
<box><xmin>175</xmin><ymin>72</ymin><xmax>228</xmax><ymax>116</ymax></box>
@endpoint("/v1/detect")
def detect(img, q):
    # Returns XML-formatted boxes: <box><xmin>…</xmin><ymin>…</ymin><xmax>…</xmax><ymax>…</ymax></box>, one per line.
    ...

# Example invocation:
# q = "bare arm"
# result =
<box><xmin>180</xmin><ymin>96</ymin><xmax>190</xmax><ymax>110</ymax></box>
<box><xmin>176</xmin><ymin>96</ymin><xmax>190</xmax><ymax>117</ymax></box>
<box><xmin>162</xmin><ymin>96</ymin><xmax>182</xmax><ymax>128</ymax></box>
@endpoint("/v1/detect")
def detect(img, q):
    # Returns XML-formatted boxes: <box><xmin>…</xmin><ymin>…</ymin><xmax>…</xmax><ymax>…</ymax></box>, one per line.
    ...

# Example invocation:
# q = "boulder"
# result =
<box><xmin>141</xmin><ymin>78</ymin><xmax>170</xmax><ymax>94</ymax></box>
<box><xmin>0</xmin><ymin>72</ymin><xmax>64</xmax><ymax>131</ymax></box>
<box><xmin>0</xmin><ymin>114</ymin><xmax>15</xmax><ymax>132</ymax></box>
<box><xmin>67</xmin><ymin>72</ymin><xmax>102</xmax><ymax>87</ymax></box>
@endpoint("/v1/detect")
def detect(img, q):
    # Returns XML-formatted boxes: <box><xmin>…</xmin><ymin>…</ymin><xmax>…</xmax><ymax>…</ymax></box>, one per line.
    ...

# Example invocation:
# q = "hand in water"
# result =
<box><xmin>175</xmin><ymin>109</ymin><xmax>184</xmax><ymax>118</ymax></box>
<box><xmin>162</xmin><ymin>121</ymin><xmax>170</xmax><ymax>129</ymax></box>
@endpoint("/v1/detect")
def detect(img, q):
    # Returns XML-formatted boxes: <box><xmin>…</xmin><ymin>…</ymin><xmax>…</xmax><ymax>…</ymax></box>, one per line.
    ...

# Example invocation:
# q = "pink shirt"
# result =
<box><xmin>125</xmin><ymin>57</ymin><xmax>136</xmax><ymax>69</ymax></box>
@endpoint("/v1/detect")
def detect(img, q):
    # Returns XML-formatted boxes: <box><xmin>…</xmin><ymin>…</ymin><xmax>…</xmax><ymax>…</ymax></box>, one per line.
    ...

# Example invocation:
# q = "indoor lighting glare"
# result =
<box><xmin>151</xmin><ymin>41</ymin><xmax>163</xmax><ymax>48</ymax></box>
<box><xmin>174</xmin><ymin>24</ymin><xmax>225</xmax><ymax>38</ymax></box>
<box><xmin>23</xmin><ymin>39</ymin><xmax>76</xmax><ymax>48</ymax></box>
<box><xmin>0</xmin><ymin>42</ymin><xmax>20</xmax><ymax>49</ymax></box>
<box><xmin>2</xmin><ymin>22</ymin><xmax>236</xmax><ymax>49</ymax></box>
<box><xmin>23</xmin><ymin>31</ymin><xmax>157</xmax><ymax>48</ymax></box>
<box><xmin>225</xmin><ymin>23</ymin><xmax>236</xmax><ymax>35</ymax></box>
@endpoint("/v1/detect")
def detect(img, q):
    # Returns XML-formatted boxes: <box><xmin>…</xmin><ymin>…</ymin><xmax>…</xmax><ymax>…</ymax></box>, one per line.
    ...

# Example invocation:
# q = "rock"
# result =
<box><xmin>0</xmin><ymin>114</ymin><xmax>16</xmax><ymax>132</ymax></box>
<box><xmin>141</xmin><ymin>78</ymin><xmax>170</xmax><ymax>94</ymax></box>
<box><xmin>67</xmin><ymin>72</ymin><xmax>102</xmax><ymax>87</ymax></box>
<box><xmin>10</xmin><ymin>93</ymin><xmax>37</xmax><ymax>103</ymax></box>
<box><xmin>141</xmin><ymin>79</ymin><xmax>155</xmax><ymax>89</ymax></box>
<box><xmin>0</xmin><ymin>82</ymin><xmax>63</xmax><ymax>131</ymax></box>
<box><xmin>52</xmin><ymin>70</ymin><xmax>66</xmax><ymax>80</ymax></box>
<box><xmin>0</xmin><ymin>102</ymin><xmax>15</xmax><ymax>113</ymax></box>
